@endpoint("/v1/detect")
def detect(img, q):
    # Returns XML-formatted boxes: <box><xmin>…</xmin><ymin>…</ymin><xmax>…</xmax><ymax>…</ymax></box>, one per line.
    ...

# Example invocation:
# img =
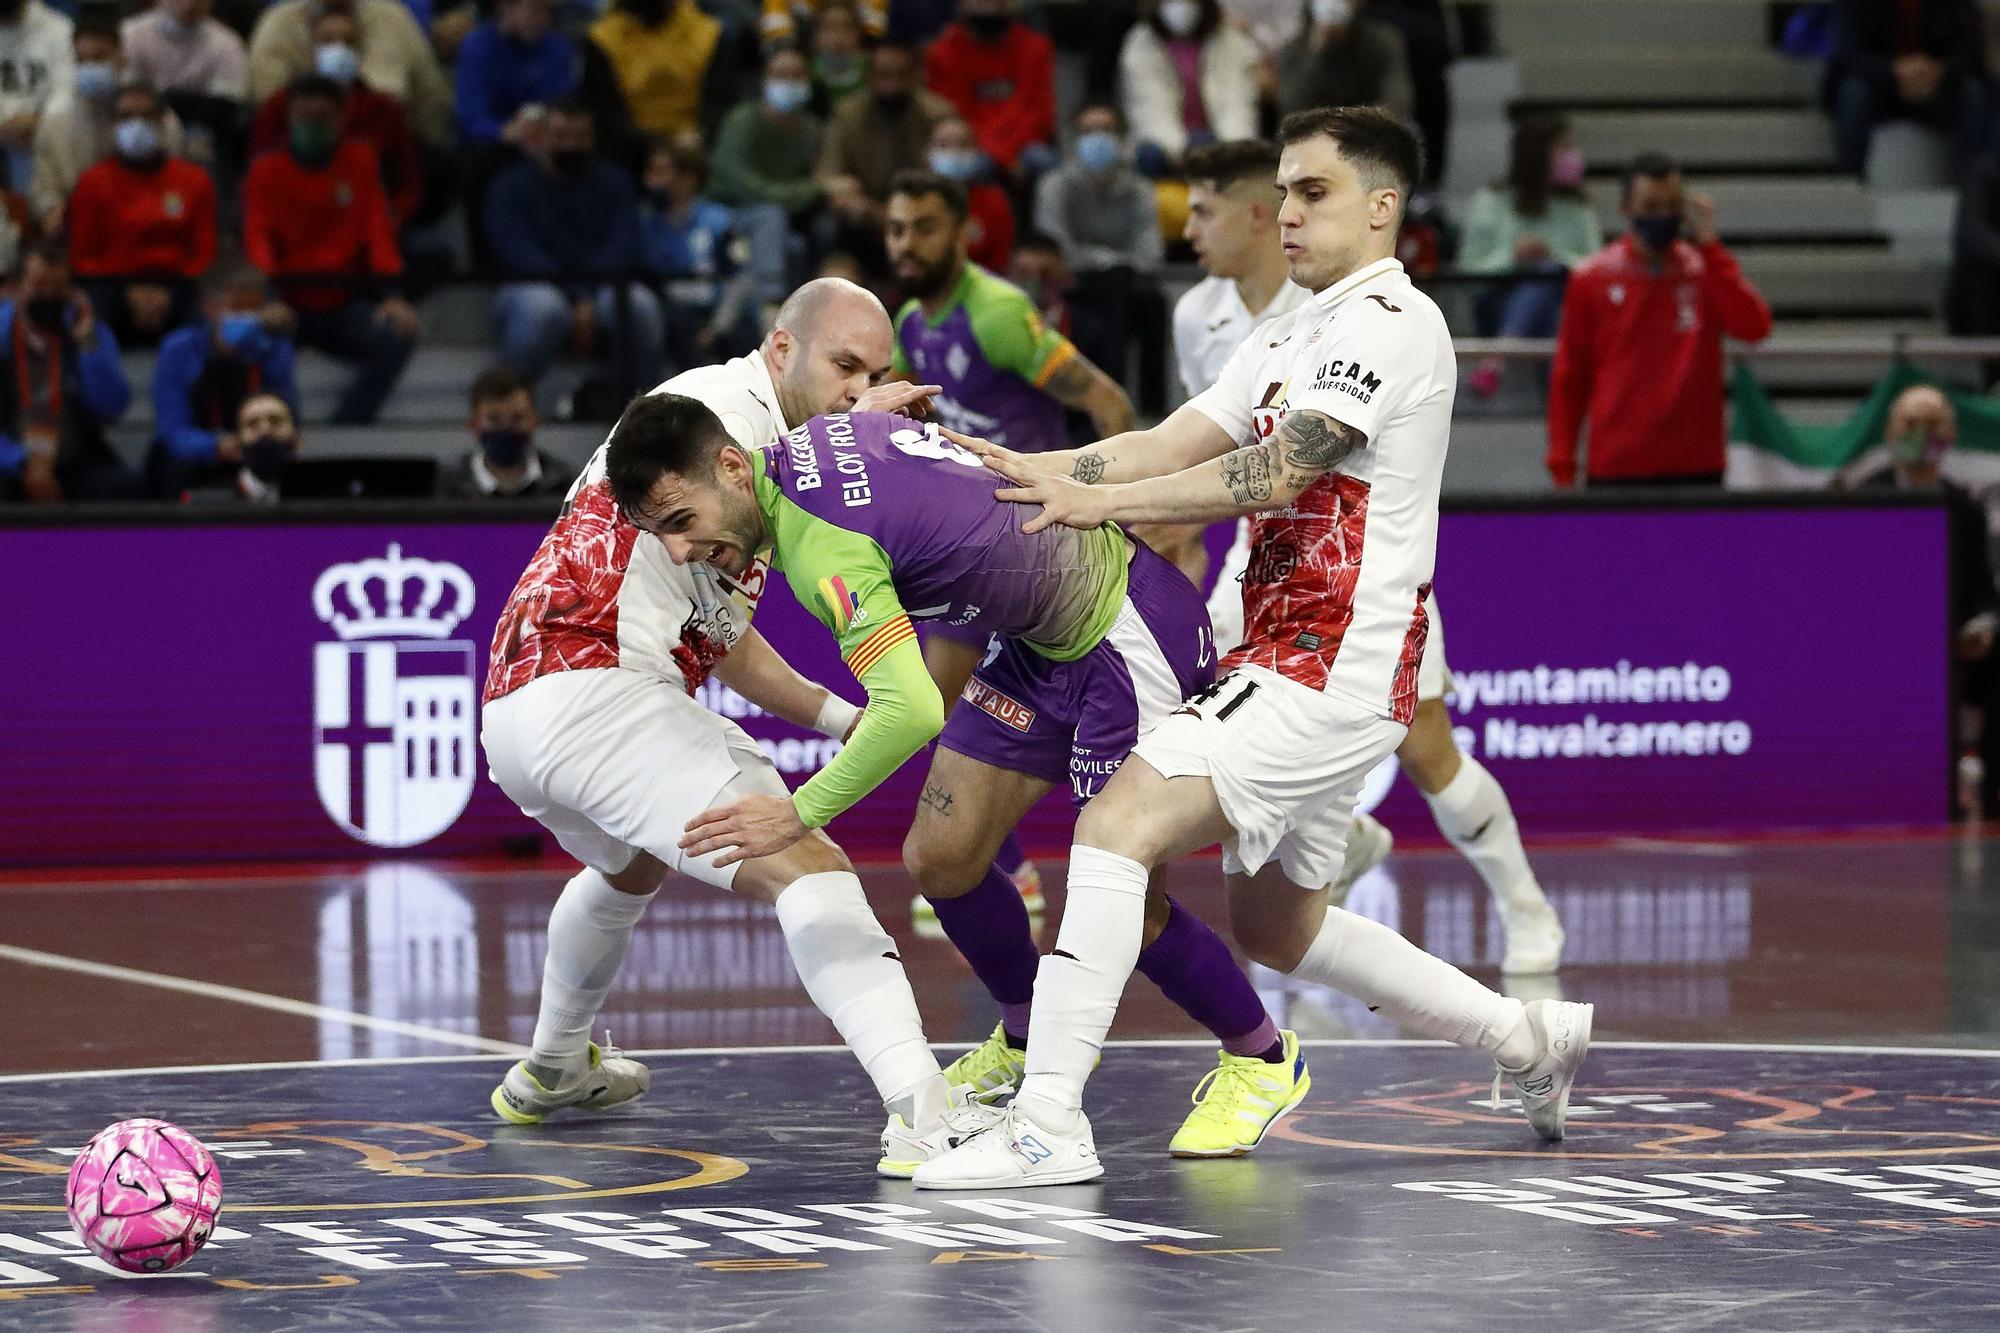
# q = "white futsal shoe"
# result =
<box><xmin>1498</xmin><ymin>899</ymin><xmax>1566</xmax><ymax>975</ymax></box>
<box><xmin>913</xmin><ymin>1104</ymin><xmax>1103</xmax><ymax>1190</ymax></box>
<box><xmin>877</xmin><ymin>1087</ymin><xmax>1010</xmax><ymax>1179</ymax></box>
<box><xmin>1328</xmin><ymin>812</ymin><xmax>1395</xmax><ymax>908</ymax></box>
<box><xmin>1493</xmin><ymin>999</ymin><xmax>1593</xmax><ymax>1141</ymax></box>
<box><xmin>490</xmin><ymin>1040</ymin><xmax>650</xmax><ymax>1125</ymax></box>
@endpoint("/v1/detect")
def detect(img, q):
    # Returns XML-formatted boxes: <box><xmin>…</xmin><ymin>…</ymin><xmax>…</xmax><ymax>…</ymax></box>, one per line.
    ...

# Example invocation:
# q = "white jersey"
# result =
<box><xmin>1172</xmin><ymin>273</ymin><xmax>1309</xmax><ymax>398</ymax></box>
<box><xmin>1187</xmin><ymin>257</ymin><xmax>1455</xmax><ymax>724</ymax></box>
<box><xmin>485</xmin><ymin>350</ymin><xmax>794</xmax><ymax>703</ymax></box>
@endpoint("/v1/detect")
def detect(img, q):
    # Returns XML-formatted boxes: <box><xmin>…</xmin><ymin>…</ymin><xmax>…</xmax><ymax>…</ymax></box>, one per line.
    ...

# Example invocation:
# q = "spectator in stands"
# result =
<box><xmin>1220</xmin><ymin>0</ymin><xmax>1302</xmax><ymax>59</ymax></box>
<box><xmin>31</xmin><ymin>16</ymin><xmax>186</xmax><ymax>230</ymax></box>
<box><xmin>248</xmin><ymin>6</ymin><xmax>420</xmax><ymax>225</ymax></box>
<box><xmin>1033</xmin><ymin>101</ymin><xmax>1163</xmax><ymax>408</ymax></box>
<box><xmin>148</xmin><ymin>262</ymin><xmax>298</xmax><ymax>497</ymax></box>
<box><xmin>243</xmin><ymin>74</ymin><xmax>418</xmax><ymax>424</ymax></box>
<box><xmin>929</xmin><ymin>114</ymin><xmax>1012</xmax><ymax>271</ymax></box>
<box><xmin>1118</xmin><ymin>0</ymin><xmax>1259</xmax><ymax>176</ymax></box>
<box><xmin>0</xmin><ymin>0</ymin><xmax>73</xmax><ymax>193</ymax></box>
<box><xmin>437</xmin><ymin>365</ymin><xmax>578</xmax><ymax>498</ymax></box>
<box><xmin>122</xmin><ymin>0</ymin><xmax>247</xmax><ymax>181</ymax></box>
<box><xmin>641</xmin><ymin>134</ymin><xmax>758</xmax><ymax>365</ymax></box>
<box><xmin>924</xmin><ymin>0</ymin><xmax>1055</xmax><ymax>185</ymax></box>
<box><xmin>205</xmin><ymin>390</ymin><xmax>299</xmax><ymax>503</ymax></box>
<box><xmin>818</xmin><ymin>39</ymin><xmax>954</xmax><ymax>232</ymax></box>
<box><xmin>485</xmin><ymin>99</ymin><xmax>664</xmax><ymax>393</ymax></box>
<box><xmin>248</xmin><ymin>0</ymin><xmax>450</xmax><ymax>146</ymax></box>
<box><xmin>1829</xmin><ymin>0</ymin><xmax>1991</xmax><ymax>176</ymax></box>
<box><xmin>453</xmin><ymin>0</ymin><xmax>578</xmax><ymax>149</ymax></box>
<box><xmin>68</xmin><ymin>82</ymin><xmax>214</xmax><ymax>344</ymax></box>
<box><xmin>0</xmin><ymin>241</ymin><xmax>139</xmax><ymax>502</ymax></box>
<box><xmin>1459</xmin><ymin>113</ymin><xmax>1601</xmax><ymax>398</ymax></box>
<box><xmin>1948</xmin><ymin>146</ymin><xmax>2000</xmax><ymax>384</ymax></box>
<box><xmin>588</xmin><ymin>0</ymin><xmax>724</xmax><ymax>143</ymax></box>
<box><xmin>1547</xmin><ymin>152</ymin><xmax>1773</xmax><ymax>489</ymax></box>
<box><xmin>809</xmin><ymin>1</ymin><xmax>867</xmax><ymax>110</ymax></box>
<box><xmin>1008</xmin><ymin>229</ymin><xmax>1070</xmax><ymax>336</ymax></box>
<box><xmin>764</xmin><ymin>0</ymin><xmax>883</xmax><ymax>48</ymax></box>
<box><xmin>711</xmin><ymin>44</ymin><xmax>821</xmax><ymax>259</ymax></box>
<box><xmin>1275</xmin><ymin>0</ymin><xmax>1414</xmax><ymax>123</ymax></box>
<box><xmin>1369</xmin><ymin>0</ymin><xmax>1452</xmax><ymax>184</ymax></box>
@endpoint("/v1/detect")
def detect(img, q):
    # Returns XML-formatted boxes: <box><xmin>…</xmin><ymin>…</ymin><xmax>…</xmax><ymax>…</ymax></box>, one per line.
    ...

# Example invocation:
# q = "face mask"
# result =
<box><xmin>551</xmin><ymin>148</ymin><xmax>591</xmax><ymax>174</ymax></box>
<box><xmin>1074</xmin><ymin>130</ymin><xmax>1121</xmax><ymax>173</ymax></box>
<box><xmin>314</xmin><ymin>42</ymin><xmax>360</xmax><ymax>84</ymax></box>
<box><xmin>1159</xmin><ymin>0</ymin><xmax>1202</xmax><ymax>36</ymax></box>
<box><xmin>75</xmin><ymin>61</ymin><xmax>116</xmax><ymax>102</ymax></box>
<box><xmin>24</xmin><ymin>295</ymin><xmax>68</xmax><ymax>333</ymax></box>
<box><xmin>290</xmin><ymin>120</ymin><xmax>338</xmax><ymax>165</ymax></box>
<box><xmin>965</xmin><ymin>13</ymin><xmax>1011</xmax><ymax>40</ymax></box>
<box><xmin>815</xmin><ymin>53</ymin><xmax>860</xmax><ymax>86</ymax></box>
<box><xmin>479</xmin><ymin>428</ymin><xmax>534</xmax><ymax>468</ymax></box>
<box><xmin>217</xmin><ymin>312</ymin><xmax>267</xmax><ymax>356</ymax></box>
<box><xmin>872</xmin><ymin>89</ymin><xmax>911</xmax><ymax>115</ymax></box>
<box><xmin>243</xmin><ymin>435</ymin><xmax>292</xmax><ymax>483</ymax></box>
<box><xmin>623</xmin><ymin>0</ymin><xmax>668</xmax><ymax>22</ymax></box>
<box><xmin>1890</xmin><ymin>428</ymin><xmax>1951</xmax><ymax>469</ymax></box>
<box><xmin>763</xmin><ymin>78</ymin><xmax>811</xmax><ymax>114</ymax></box>
<box><xmin>1549</xmin><ymin>145</ymin><xmax>1585</xmax><ymax>189</ymax></box>
<box><xmin>1630</xmin><ymin>211</ymin><xmax>1681</xmax><ymax>250</ymax></box>
<box><xmin>1310</xmin><ymin>0</ymin><xmax>1352</xmax><ymax>24</ymax></box>
<box><xmin>160</xmin><ymin>15</ymin><xmax>202</xmax><ymax>39</ymax></box>
<box><xmin>114</xmin><ymin>117</ymin><xmax>163</xmax><ymax>162</ymax></box>
<box><xmin>929</xmin><ymin>147</ymin><xmax>984</xmax><ymax>181</ymax></box>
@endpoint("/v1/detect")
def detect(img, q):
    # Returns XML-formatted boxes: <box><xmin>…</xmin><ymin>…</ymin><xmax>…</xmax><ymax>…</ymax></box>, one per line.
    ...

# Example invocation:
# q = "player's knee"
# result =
<box><xmin>733</xmin><ymin>832</ymin><xmax>853</xmax><ymax>903</ymax></box>
<box><xmin>1399</xmin><ymin>702</ymin><xmax>1463</xmax><ymax>793</ymax></box>
<box><xmin>901</xmin><ymin>827</ymin><xmax>982</xmax><ymax>899</ymax></box>
<box><xmin>1074</xmin><ymin>781</ymin><xmax>1154</xmax><ymax>864</ymax></box>
<box><xmin>1229</xmin><ymin>903</ymin><xmax>1313</xmax><ymax>974</ymax></box>
<box><xmin>605</xmin><ymin>853</ymin><xmax>666</xmax><ymax>896</ymax></box>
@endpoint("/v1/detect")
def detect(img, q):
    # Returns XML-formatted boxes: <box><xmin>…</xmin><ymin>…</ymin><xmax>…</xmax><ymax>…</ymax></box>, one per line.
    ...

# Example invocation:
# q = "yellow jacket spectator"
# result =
<box><xmin>589</xmin><ymin>0</ymin><xmax>721</xmax><ymax>141</ymax></box>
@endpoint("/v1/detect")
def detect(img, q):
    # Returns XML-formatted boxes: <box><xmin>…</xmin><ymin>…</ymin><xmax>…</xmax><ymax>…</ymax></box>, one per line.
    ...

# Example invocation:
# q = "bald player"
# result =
<box><xmin>480</xmin><ymin>279</ymin><xmax>1007</xmax><ymax>1177</ymax></box>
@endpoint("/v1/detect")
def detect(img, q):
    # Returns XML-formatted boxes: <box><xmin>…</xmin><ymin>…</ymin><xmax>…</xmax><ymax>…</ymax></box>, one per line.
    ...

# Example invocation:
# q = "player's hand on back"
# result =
<box><xmin>988</xmin><ymin>466</ymin><xmax>1113</xmax><ymax>535</ymax></box>
<box><xmin>680</xmin><ymin>792</ymin><xmax>809</xmax><ymax>867</ymax></box>
<box><xmin>853</xmin><ymin>381</ymin><xmax>942</xmax><ymax>419</ymax></box>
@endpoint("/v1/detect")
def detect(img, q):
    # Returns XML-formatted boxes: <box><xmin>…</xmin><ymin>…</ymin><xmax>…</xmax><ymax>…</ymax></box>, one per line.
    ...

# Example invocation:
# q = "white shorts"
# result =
<box><xmin>480</xmin><ymin>667</ymin><xmax>789</xmax><ymax>888</ymax></box>
<box><xmin>1132</xmin><ymin>664</ymin><xmax>1407</xmax><ymax>891</ymax></box>
<box><xmin>1207</xmin><ymin>521</ymin><xmax>1449</xmax><ymax>704</ymax></box>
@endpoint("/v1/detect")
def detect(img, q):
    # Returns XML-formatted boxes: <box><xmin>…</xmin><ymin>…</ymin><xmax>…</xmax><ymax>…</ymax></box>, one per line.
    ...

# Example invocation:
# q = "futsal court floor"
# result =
<box><xmin>4</xmin><ymin>832</ymin><xmax>2000</xmax><ymax>1331</ymax></box>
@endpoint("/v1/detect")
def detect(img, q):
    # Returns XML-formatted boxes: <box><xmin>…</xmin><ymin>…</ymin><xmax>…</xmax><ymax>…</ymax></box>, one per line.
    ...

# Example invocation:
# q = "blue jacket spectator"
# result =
<box><xmin>483</xmin><ymin>100</ymin><xmax>664</xmax><ymax>391</ymax></box>
<box><xmin>0</xmin><ymin>243</ymin><xmax>138</xmax><ymax>503</ymax></box>
<box><xmin>144</xmin><ymin>265</ymin><xmax>300</xmax><ymax>497</ymax></box>
<box><xmin>640</xmin><ymin>135</ymin><xmax>758</xmax><ymax>367</ymax></box>
<box><xmin>454</xmin><ymin>0</ymin><xmax>581</xmax><ymax>144</ymax></box>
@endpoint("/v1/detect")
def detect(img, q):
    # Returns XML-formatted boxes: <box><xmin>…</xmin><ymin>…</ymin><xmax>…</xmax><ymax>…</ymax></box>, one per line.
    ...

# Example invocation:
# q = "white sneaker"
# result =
<box><xmin>1499</xmin><ymin>899</ymin><xmax>1566</xmax><ymax>975</ymax></box>
<box><xmin>912</xmin><ymin>1104</ymin><xmax>1103</xmax><ymax>1190</ymax></box>
<box><xmin>1329</xmin><ymin>812</ymin><xmax>1394</xmax><ymax>908</ymax></box>
<box><xmin>877</xmin><ymin>1086</ymin><xmax>1010</xmax><ymax>1178</ymax></box>
<box><xmin>1493</xmin><ymin>999</ymin><xmax>1593</xmax><ymax>1141</ymax></box>
<box><xmin>490</xmin><ymin>1040</ymin><xmax>649</xmax><ymax>1125</ymax></box>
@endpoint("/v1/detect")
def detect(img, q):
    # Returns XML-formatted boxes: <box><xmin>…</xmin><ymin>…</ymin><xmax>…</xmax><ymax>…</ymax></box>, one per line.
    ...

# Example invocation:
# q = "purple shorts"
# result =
<box><xmin>937</xmin><ymin>541</ymin><xmax>1217</xmax><ymax>805</ymax></box>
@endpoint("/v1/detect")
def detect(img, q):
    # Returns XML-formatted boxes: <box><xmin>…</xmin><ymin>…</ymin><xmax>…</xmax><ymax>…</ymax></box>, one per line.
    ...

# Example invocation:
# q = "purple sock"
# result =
<box><xmin>994</xmin><ymin>831</ymin><xmax>1029</xmax><ymax>877</ymax></box>
<box><xmin>1137</xmin><ymin>897</ymin><xmax>1280</xmax><ymax>1058</ymax></box>
<box><xmin>926</xmin><ymin>862</ymin><xmax>1039</xmax><ymax>1038</ymax></box>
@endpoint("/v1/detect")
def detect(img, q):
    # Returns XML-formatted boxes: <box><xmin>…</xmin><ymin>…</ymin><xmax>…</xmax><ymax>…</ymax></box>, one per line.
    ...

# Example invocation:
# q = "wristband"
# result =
<box><xmin>813</xmin><ymin>692</ymin><xmax>861</xmax><ymax>740</ymax></box>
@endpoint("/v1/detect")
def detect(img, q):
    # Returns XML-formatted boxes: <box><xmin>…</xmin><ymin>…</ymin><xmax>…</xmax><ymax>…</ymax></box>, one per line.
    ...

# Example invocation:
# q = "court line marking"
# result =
<box><xmin>0</xmin><ymin>943</ymin><xmax>524</xmax><ymax>1057</ymax></box>
<box><xmin>3</xmin><ymin>1037</ymin><xmax>1997</xmax><ymax>1084</ymax></box>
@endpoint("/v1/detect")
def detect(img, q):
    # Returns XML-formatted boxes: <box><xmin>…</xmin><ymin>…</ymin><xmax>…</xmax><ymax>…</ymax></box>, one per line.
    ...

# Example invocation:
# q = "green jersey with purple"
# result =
<box><xmin>754</xmin><ymin>412</ymin><xmax>1214</xmax><ymax>824</ymax></box>
<box><xmin>892</xmin><ymin>265</ymin><xmax>1077</xmax><ymax>453</ymax></box>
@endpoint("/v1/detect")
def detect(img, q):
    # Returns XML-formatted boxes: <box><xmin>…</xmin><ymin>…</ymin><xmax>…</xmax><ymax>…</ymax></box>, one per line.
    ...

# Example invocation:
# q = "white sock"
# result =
<box><xmin>1014</xmin><ymin>845</ymin><xmax>1149</xmax><ymax>1130</ymax></box>
<box><xmin>1424</xmin><ymin>755</ymin><xmax>1546</xmax><ymax>913</ymax></box>
<box><xmin>774</xmin><ymin>872</ymin><xmax>945</xmax><ymax>1117</ymax></box>
<box><xmin>1292</xmin><ymin>905</ymin><xmax>1533</xmax><ymax>1065</ymax></box>
<box><xmin>531</xmin><ymin>868</ymin><xmax>655</xmax><ymax>1079</ymax></box>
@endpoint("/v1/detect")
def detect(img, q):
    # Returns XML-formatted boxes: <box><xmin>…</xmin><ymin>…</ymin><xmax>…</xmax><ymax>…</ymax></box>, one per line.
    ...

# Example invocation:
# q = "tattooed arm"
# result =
<box><xmin>1042</xmin><ymin>353</ymin><xmax>1137</xmax><ymax>438</ymax></box>
<box><xmin>952</xmin><ymin>400</ymin><xmax>1239</xmax><ymax>489</ymax></box>
<box><xmin>988</xmin><ymin>409</ymin><xmax>1367</xmax><ymax>533</ymax></box>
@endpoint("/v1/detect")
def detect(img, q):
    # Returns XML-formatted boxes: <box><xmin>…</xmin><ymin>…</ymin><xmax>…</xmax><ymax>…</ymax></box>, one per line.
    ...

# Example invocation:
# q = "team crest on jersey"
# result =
<box><xmin>819</xmin><ymin>575</ymin><xmax>868</xmax><ymax>632</ymax></box>
<box><xmin>311</xmin><ymin>545</ymin><xmax>479</xmax><ymax>849</ymax></box>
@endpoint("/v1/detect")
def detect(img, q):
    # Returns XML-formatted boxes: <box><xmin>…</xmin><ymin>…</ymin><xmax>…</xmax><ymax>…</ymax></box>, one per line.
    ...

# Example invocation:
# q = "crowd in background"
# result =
<box><xmin>0</xmin><ymin>0</ymin><xmax>1993</xmax><ymax>507</ymax></box>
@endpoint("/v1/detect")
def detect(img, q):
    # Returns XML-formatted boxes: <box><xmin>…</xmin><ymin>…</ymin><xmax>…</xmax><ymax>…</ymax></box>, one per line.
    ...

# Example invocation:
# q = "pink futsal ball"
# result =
<box><xmin>66</xmin><ymin>1119</ymin><xmax>222</xmax><ymax>1273</ymax></box>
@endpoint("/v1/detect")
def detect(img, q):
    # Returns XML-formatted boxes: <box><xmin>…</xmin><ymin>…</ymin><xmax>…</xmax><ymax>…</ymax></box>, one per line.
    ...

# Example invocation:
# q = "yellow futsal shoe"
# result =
<box><xmin>1168</xmin><ymin>1031</ymin><xmax>1311</xmax><ymax>1158</ymax></box>
<box><xmin>912</xmin><ymin>860</ymin><xmax>1046</xmax><ymax>929</ymax></box>
<box><xmin>941</xmin><ymin>1023</ymin><xmax>1028</xmax><ymax>1102</ymax></box>
<box><xmin>490</xmin><ymin>1041</ymin><xmax>650</xmax><ymax>1125</ymax></box>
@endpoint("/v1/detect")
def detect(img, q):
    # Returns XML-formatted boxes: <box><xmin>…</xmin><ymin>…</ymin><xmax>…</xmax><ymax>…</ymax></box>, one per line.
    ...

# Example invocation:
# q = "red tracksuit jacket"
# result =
<box><xmin>243</xmin><ymin>142</ymin><xmax>403</xmax><ymax>315</ymax></box>
<box><xmin>67</xmin><ymin>157</ymin><xmax>217</xmax><ymax>279</ymax></box>
<box><xmin>1547</xmin><ymin>234</ymin><xmax>1773</xmax><ymax>486</ymax></box>
<box><xmin>925</xmin><ymin>22</ymin><xmax>1055</xmax><ymax>170</ymax></box>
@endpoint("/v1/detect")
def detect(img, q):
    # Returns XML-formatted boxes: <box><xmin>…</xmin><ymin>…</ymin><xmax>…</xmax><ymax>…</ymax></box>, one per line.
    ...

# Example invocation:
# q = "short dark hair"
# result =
<box><xmin>74</xmin><ymin>8</ymin><xmax>120</xmax><ymax>42</ymax></box>
<box><xmin>549</xmin><ymin>95</ymin><xmax>594</xmax><ymax>122</ymax></box>
<box><xmin>1184</xmin><ymin>138</ymin><xmax>1280</xmax><ymax>192</ymax></box>
<box><xmin>1075</xmin><ymin>98</ymin><xmax>1123</xmax><ymax>132</ymax></box>
<box><xmin>1622</xmin><ymin>150</ymin><xmax>1680</xmax><ymax>202</ymax></box>
<box><xmin>604</xmin><ymin>392</ymin><xmax>735</xmax><ymax>517</ymax></box>
<box><xmin>1278</xmin><ymin>106</ymin><xmax>1423</xmax><ymax>203</ymax></box>
<box><xmin>286</xmin><ymin>73</ymin><xmax>345</xmax><ymax>106</ymax></box>
<box><xmin>24</xmin><ymin>237</ymin><xmax>68</xmax><ymax>271</ymax></box>
<box><xmin>1013</xmin><ymin>230</ymin><xmax>1062</xmax><ymax>258</ymax></box>
<box><xmin>650</xmin><ymin>134</ymin><xmax>707</xmax><ymax>183</ymax></box>
<box><xmin>888</xmin><ymin>169</ymin><xmax>967</xmax><ymax>222</ymax></box>
<box><xmin>470</xmin><ymin>366</ymin><xmax>531</xmax><ymax>412</ymax></box>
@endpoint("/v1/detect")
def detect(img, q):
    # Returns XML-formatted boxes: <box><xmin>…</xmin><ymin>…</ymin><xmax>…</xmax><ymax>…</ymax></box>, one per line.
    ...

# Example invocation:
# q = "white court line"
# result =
<box><xmin>0</xmin><ymin>943</ymin><xmax>524</xmax><ymax>1057</ymax></box>
<box><xmin>4</xmin><ymin>1037</ymin><xmax>1998</xmax><ymax>1084</ymax></box>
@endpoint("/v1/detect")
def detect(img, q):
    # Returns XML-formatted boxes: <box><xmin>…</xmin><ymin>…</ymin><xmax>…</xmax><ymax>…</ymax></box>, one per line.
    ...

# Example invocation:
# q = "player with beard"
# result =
<box><xmin>916</xmin><ymin>108</ymin><xmax>1592</xmax><ymax>1189</ymax></box>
